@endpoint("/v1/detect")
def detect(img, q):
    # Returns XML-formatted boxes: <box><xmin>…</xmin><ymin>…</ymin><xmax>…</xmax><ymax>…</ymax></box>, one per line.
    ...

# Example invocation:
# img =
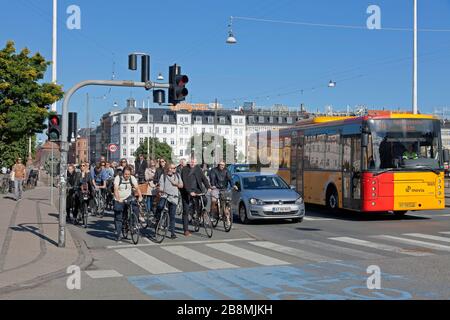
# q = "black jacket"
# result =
<box><xmin>209</xmin><ymin>167</ymin><xmax>232</xmax><ymax>190</ymax></box>
<box><xmin>153</xmin><ymin>167</ymin><xmax>165</xmax><ymax>185</ymax></box>
<box><xmin>67</xmin><ymin>171</ymin><xmax>81</xmax><ymax>191</ymax></box>
<box><xmin>135</xmin><ymin>160</ymin><xmax>148</xmax><ymax>182</ymax></box>
<box><xmin>181</xmin><ymin>165</ymin><xmax>211</xmax><ymax>194</ymax></box>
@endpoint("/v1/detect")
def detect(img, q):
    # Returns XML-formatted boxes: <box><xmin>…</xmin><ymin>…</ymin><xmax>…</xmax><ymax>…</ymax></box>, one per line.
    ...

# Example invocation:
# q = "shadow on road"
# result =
<box><xmin>10</xmin><ymin>224</ymin><xmax>58</xmax><ymax>247</ymax></box>
<box><xmin>304</xmin><ymin>204</ymin><xmax>430</xmax><ymax>222</ymax></box>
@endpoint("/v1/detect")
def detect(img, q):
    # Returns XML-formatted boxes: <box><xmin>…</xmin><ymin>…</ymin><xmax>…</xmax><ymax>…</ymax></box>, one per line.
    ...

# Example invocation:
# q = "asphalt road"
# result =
<box><xmin>2</xmin><ymin>205</ymin><xmax>450</xmax><ymax>300</ymax></box>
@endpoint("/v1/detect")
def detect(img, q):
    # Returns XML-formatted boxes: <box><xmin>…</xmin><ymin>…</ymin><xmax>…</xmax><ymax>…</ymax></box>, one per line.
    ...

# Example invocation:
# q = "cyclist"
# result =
<box><xmin>113</xmin><ymin>166</ymin><xmax>143</xmax><ymax>242</ymax></box>
<box><xmin>77</xmin><ymin>162</ymin><xmax>93</xmax><ymax>225</ymax></box>
<box><xmin>155</xmin><ymin>162</ymin><xmax>183</xmax><ymax>240</ymax></box>
<box><xmin>104</xmin><ymin>162</ymin><xmax>115</xmax><ymax>210</ymax></box>
<box><xmin>135</xmin><ymin>154</ymin><xmax>148</xmax><ymax>184</ymax></box>
<box><xmin>66</xmin><ymin>164</ymin><xmax>80</xmax><ymax>223</ymax></box>
<box><xmin>144</xmin><ymin>159</ymin><xmax>157</xmax><ymax>213</ymax></box>
<box><xmin>209</xmin><ymin>161</ymin><xmax>233</xmax><ymax>223</ymax></box>
<box><xmin>115</xmin><ymin>159</ymin><xmax>128</xmax><ymax>177</ymax></box>
<box><xmin>181</xmin><ymin>158</ymin><xmax>211</xmax><ymax>235</ymax></box>
<box><xmin>91</xmin><ymin>162</ymin><xmax>108</xmax><ymax>215</ymax></box>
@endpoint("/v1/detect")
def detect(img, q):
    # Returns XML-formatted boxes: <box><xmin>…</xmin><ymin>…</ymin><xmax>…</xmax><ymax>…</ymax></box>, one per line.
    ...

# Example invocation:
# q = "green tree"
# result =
<box><xmin>134</xmin><ymin>137</ymin><xmax>173</xmax><ymax>162</ymax></box>
<box><xmin>190</xmin><ymin>132</ymin><xmax>235</xmax><ymax>165</ymax></box>
<box><xmin>0</xmin><ymin>41</ymin><xmax>63</xmax><ymax>168</ymax></box>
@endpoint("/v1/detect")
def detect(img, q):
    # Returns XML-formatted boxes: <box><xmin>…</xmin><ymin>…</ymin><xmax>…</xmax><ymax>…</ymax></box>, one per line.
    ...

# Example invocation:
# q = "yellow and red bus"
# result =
<box><xmin>251</xmin><ymin>111</ymin><xmax>447</xmax><ymax>215</ymax></box>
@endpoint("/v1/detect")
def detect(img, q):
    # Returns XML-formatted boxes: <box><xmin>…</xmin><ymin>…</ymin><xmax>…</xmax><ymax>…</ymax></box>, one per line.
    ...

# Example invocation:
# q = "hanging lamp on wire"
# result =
<box><xmin>226</xmin><ymin>16</ymin><xmax>237</xmax><ymax>44</ymax></box>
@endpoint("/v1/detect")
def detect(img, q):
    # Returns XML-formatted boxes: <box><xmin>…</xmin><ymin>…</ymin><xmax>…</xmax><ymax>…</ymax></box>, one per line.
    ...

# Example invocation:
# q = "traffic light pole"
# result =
<box><xmin>58</xmin><ymin>79</ymin><xmax>169</xmax><ymax>248</ymax></box>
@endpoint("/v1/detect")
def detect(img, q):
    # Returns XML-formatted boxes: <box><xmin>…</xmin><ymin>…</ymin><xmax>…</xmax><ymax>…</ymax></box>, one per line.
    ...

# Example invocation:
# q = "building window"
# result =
<box><xmin>163</xmin><ymin>127</ymin><xmax>167</xmax><ymax>134</ymax></box>
<box><xmin>123</xmin><ymin>126</ymin><xmax>127</xmax><ymax>134</ymax></box>
<box><xmin>123</xmin><ymin>137</ymin><xmax>126</xmax><ymax>145</ymax></box>
<box><xmin>131</xmin><ymin>149</ymin><xmax>135</xmax><ymax>156</ymax></box>
<box><xmin>148</xmin><ymin>115</ymin><xmax>153</xmax><ymax>122</ymax></box>
<box><xmin>270</xmin><ymin>117</ymin><xmax>274</xmax><ymax>124</ymax></box>
<box><xmin>234</xmin><ymin>129</ymin><xmax>238</xmax><ymax>135</ymax></box>
<box><xmin>123</xmin><ymin>148</ymin><xmax>127</xmax><ymax>156</ymax></box>
<box><xmin>155</xmin><ymin>127</ymin><xmax>159</xmax><ymax>134</ymax></box>
<box><xmin>225</xmin><ymin>129</ymin><xmax>230</xmax><ymax>135</ymax></box>
<box><xmin>218</xmin><ymin>128</ymin><xmax>222</xmax><ymax>134</ymax></box>
<box><xmin>131</xmin><ymin>126</ymin><xmax>135</xmax><ymax>134</ymax></box>
<box><xmin>220</xmin><ymin>117</ymin><xmax>226</xmax><ymax>124</ymax></box>
<box><xmin>180</xmin><ymin>150</ymin><xmax>184</xmax><ymax>156</ymax></box>
<box><xmin>195</xmin><ymin>116</ymin><xmax>202</xmax><ymax>124</ymax></box>
<box><xmin>171</xmin><ymin>127</ymin><xmax>175</xmax><ymax>134</ymax></box>
<box><xmin>149</xmin><ymin>126</ymin><xmax>152</xmax><ymax>133</ymax></box>
<box><xmin>287</xmin><ymin>117</ymin><xmax>293</xmax><ymax>124</ymax></box>
<box><xmin>123</xmin><ymin>116</ymin><xmax>127</xmax><ymax>122</ymax></box>
<box><xmin>278</xmin><ymin>117</ymin><xmax>283</xmax><ymax>124</ymax></box>
<box><xmin>130</xmin><ymin>137</ymin><xmax>135</xmax><ymax>145</ymax></box>
<box><xmin>131</xmin><ymin>116</ymin><xmax>135</xmax><ymax>121</ymax></box>
<box><xmin>239</xmin><ymin>118</ymin><xmax>243</xmax><ymax>124</ymax></box>
<box><xmin>259</xmin><ymin>116</ymin><xmax>264</xmax><ymax>124</ymax></box>
<box><xmin>140</xmin><ymin>137</ymin><xmax>144</xmax><ymax>144</ymax></box>
<box><xmin>163</xmin><ymin>115</ymin><xmax>169</xmax><ymax>123</ymax></box>
<box><xmin>170</xmin><ymin>139</ymin><xmax>175</xmax><ymax>146</ymax></box>
<box><xmin>139</xmin><ymin>127</ymin><xmax>144</xmax><ymax>133</ymax></box>
<box><xmin>249</xmin><ymin>116</ymin><xmax>255</xmax><ymax>124</ymax></box>
<box><xmin>208</xmin><ymin>117</ymin><xmax>214</xmax><ymax>124</ymax></box>
<box><xmin>163</xmin><ymin>138</ymin><xmax>167</xmax><ymax>143</ymax></box>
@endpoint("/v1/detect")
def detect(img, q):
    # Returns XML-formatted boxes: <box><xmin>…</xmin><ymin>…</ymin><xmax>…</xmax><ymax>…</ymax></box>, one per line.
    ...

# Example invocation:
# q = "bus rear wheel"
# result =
<box><xmin>326</xmin><ymin>187</ymin><xmax>339</xmax><ymax>212</ymax></box>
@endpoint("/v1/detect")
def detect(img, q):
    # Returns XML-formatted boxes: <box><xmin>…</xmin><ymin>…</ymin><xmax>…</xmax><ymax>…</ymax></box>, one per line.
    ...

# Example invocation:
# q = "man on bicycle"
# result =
<box><xmin>91</xmin><ymin>162</ymin><xmax>108</xmax><ymax>216</ymax></box>
<box><xmin>209</xmin><ymin>161</ymin><xmax>232</xmax><ymax>223</ymax></box>
<box><xmin>181</xmin><ymin>158</ymin><xmax>211</xmax><ymax>235</ymax></box>
<box><xmin>66</xmin><ymin>164</ymin><xmax>80</xmax><ymax>223</ymax></box>
<box><xmin>113</xmin><ymin>167</ymin><xmax>143</xmax><ymax>242</ymax></box>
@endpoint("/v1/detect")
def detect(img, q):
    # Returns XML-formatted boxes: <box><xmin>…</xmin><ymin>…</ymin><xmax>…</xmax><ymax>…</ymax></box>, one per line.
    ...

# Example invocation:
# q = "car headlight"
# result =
<box><xmin>296</xmin><ymin>197</ymin><xmax>304</xmax><ymax>205</ymax></box>
<box><xmin>249</xmin><ymin>198</ymin><xmax>264</xmax><ymax>205</ymax></box>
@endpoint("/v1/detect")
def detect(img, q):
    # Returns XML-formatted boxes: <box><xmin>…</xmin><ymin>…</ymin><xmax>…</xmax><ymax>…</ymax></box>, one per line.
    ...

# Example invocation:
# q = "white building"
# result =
<box><xmin>105</xmin><ymin>98</ymin><xmax>306</xmax><ymax>164</ymax></box>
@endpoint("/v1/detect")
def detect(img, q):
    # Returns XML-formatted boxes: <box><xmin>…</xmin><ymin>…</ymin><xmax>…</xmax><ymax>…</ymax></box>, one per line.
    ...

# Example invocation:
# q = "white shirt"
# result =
<box><xmin>114</xmin><ymin>175</ymin><xmax>138</xmax><ymax>201</ymax></box>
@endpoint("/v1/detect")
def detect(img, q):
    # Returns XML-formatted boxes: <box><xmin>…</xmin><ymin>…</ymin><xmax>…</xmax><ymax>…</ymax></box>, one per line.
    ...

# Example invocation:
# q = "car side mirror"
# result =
<box><xmin>444</xmin><ymin>149</ymin><xmax>449</xmax><ymax>163</ymax></box>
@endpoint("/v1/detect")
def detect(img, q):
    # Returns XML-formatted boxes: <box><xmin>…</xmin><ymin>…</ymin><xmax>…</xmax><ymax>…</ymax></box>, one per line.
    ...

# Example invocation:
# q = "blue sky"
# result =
<box><xmin>2</xmin><ymin>0</ymin><xmax>450</xmax><ymax>128</ymax></box>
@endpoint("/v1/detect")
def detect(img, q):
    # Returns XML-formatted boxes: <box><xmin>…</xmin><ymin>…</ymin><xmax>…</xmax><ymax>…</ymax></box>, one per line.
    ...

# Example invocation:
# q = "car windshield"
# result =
<box><xmin>368</xmin><ymin>119</ymin><xmax>442</xmax><ymax>170</ymax></box>
<box><xmin>242</xmin><ymin>176</ymin><xmax>289</xmax><ymax>190</ymax></box>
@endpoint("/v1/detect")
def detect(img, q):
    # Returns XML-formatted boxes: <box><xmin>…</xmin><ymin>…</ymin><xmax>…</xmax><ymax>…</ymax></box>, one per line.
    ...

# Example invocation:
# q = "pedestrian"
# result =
<box><xmin>135</xmin><ymin>154</ymin><xmax>148</xmax><ymax>184</ymax></box>
<box><xmin>11</xmin><ymin>158</ymin><xmax>26</xmax><ymax>201</ymax></box>
<box><xmin>154</xmin><ymin>158</ymin><xmax>166</xmax><ymax>186</ymax></box>
<box><xmin>176</xmin><ymin>158</ymin><xmax>187</xmax><ymax>175</ymax></box>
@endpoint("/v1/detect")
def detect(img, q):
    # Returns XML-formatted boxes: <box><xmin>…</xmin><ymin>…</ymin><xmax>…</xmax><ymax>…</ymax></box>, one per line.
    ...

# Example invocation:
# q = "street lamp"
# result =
<box><xmin>157</xmin><ymin>73</ymin><xmax>164</xmax><ymax>81</ymax></box>
<box><xmin>413</xmin><ymin>0</ymin><xmax>418</xmax><ymax>114</ymax></box>
<box><xmin>328</xmin><ymin>80</ymin><xmax>336</xmax><ymax>88</ymax></box>
<box><xmin>226</xmin><ymin>17</ymin><xmax>237</xmax><ymax>44</ymax></box>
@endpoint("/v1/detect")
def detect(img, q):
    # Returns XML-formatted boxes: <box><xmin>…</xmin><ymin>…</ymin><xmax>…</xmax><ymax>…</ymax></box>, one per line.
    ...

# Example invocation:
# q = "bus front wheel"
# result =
<box><xmin>326</xmin><ymin>187</ymin><xmax>339</xmax><ymax>212</ymax></box>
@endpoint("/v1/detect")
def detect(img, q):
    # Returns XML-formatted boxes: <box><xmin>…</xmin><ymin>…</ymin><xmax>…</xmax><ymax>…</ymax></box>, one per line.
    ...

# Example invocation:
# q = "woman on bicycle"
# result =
<box><xmin>77</xmin><ymin>162</ymin><xmax>92</xmax><ymax>225</ymax></box>
<box><xmin>155</xmin><ymin>162</ymin><xmax>183</xmax><ymax>240</ymax></box>
<box><xmin>144</xmin><ymin>159</ymin><xmax>157</xmax><ymax>213</ymax></box>
<box><xmin>66</xmin><ymin>164</ymin><xmax>80</xmax><ymax>223</ymax></box>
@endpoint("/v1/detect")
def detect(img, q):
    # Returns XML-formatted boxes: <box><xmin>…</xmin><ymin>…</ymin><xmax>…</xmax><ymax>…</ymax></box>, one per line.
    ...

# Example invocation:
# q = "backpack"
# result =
<box><xmin>118</xmin><ymin>175</ymin><xmax>137</xmax><ymax>191</ymax></box>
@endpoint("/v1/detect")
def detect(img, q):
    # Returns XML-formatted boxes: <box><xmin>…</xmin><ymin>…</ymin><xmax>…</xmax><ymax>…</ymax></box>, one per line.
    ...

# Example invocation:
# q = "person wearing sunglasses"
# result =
<box><xmin>115</xmin><ymin>159</ymin><xmax>128</xmax><ymax>177</ymax></box>
<box><xmin>155</xmin><ymin>163</ymin><xmax>183</xmax><ymax>240</ymax></box>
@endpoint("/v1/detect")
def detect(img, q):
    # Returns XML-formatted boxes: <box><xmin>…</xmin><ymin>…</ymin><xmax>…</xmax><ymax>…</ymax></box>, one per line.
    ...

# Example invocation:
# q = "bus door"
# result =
<box><xmin>342</xmin><ymin>136</ymin><xmax>362</xmax><ymax>210</ymax></box>
<box><xmin>291</xmin><ymin>131</ymin><xmax>304</xmax><ymax>195</ymax></box>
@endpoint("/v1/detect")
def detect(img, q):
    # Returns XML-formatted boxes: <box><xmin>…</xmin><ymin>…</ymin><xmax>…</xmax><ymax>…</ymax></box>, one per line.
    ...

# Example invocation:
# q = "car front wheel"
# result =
<box><xmin>239</xmin><ymin>203</ymin><xmax>249</xmax><ymax>224</ymax></box>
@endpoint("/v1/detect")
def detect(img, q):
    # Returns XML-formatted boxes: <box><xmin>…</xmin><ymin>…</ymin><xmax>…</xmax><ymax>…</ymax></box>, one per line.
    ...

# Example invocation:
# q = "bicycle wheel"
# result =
<box><xmin>154</xmin><ymin>211</ymin><xmax>169</xmax><ymax>244</ymax></box>
<box><xmin>202</xmin><ymin>209</ymin><xmax>213</xmax><ymax>238</ymax></box>
<box><xmin>193</xmin><ymin>212</ymin><xmax>200</xmax><ymax>232</ymax></box>
<box><xmin>130</xmin><ymin>212</ymin><xmax>140</xmax><ymax>245</ymax></box>
<box><xmin>82</xmin><ymin>202</ymin><xmax>89</xmax><ymax>229</ymax></box>
<box><xmin>223</xmin><ymin>203</ymin><xmax>233</xmax><ymax>233</ymax></box>
<box><xmin>122</xmin><ymin>208</ymin><xmax>130</xmax><ymax>239</ymax></box>
<box><xmin>98</xmin><ymin>197</ymin><xmax>105</xmax><ymax>217</ymax></box>
<box><xmin>211</xmin><ymin>201</ymin><xmax>219</xmax><ymax>229</ymax></box>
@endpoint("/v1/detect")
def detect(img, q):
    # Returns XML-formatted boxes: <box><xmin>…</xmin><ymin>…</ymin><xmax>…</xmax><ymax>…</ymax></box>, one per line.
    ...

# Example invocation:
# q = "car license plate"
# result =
<box><xmin>273</xmin><ymin>207</ymin><xmax>291</xmax><ymax>213</ymax></box>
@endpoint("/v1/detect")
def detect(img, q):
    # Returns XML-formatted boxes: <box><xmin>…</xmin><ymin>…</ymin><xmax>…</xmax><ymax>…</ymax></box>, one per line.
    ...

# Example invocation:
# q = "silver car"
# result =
<box><xmin>231</xmin><ymin>173</ymin><xmax>305</xmax><ymax>224</ymax></box>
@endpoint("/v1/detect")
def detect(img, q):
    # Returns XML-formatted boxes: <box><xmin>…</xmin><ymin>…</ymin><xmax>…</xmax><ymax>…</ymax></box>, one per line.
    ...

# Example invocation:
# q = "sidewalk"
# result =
<box><xmin>0</xmin><ymin>187</ymin><xmax>90</xmax><ymax>296</ymax></box>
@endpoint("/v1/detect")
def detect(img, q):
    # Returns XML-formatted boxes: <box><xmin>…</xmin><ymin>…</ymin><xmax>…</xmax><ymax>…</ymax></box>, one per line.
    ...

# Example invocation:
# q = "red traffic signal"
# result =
<box><xmin>169</xmin><ymin>64</ymin><xmax>189</xmax><ymax>106</ymax></box>
<box><xmin>50</xmin><ymin>115</ymin><xmax>59</xmax><ymax>126</ymax></box>
<box><xmin>48</xmin><ymin>114</ymin><xmax>61</xmax><ymax>142</ymax></box>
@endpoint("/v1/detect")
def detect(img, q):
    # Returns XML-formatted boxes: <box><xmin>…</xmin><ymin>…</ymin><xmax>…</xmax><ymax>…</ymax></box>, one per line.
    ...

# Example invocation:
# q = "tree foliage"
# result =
<box><xmin>134</xmin><ymin>137</ymin><xmax>173</xmax><ymax>162</ymax></box>
<box><xmin>0</xmin><ymin>41</ymin><xmax>63</xmax><ymax>168</ymax></box>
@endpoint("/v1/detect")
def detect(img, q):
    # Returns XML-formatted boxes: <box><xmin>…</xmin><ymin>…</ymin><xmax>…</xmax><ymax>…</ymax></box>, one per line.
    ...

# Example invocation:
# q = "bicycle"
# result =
<box><xmin>93</xmin><ymin>188</ymin><xmax>106</xmax><ymax>218</ymax></box>
<box><xmin>154</xmin><ymin>197</ymin><xmax>170</xmax><ymax>244</ymax></box>
<box><xmin>121</xmin><ymin>196</ymin><xmax>140</xmax><ymax>245</ymax></box>
<box><xmin>191</xmin><ymin>193</ymin><xmax>213</xmax><ymax>238</ymax></box>
<box><xmin>139</xmin><ymin>199</ymin><xmax>157</xmax><ymax>230</ymax></box>
<box><xmin>211</xmin><ymin>189</ymin><xmax>233</xmax><ymax>233</ymax></box>
<box><xmin>0</xmin><ymin>175</ymin><xmax>10</xmax><ymax>194</ymax></box>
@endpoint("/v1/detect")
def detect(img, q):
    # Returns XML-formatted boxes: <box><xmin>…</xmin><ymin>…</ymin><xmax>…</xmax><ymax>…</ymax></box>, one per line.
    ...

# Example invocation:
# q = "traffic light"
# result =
<box><xmin>47</xmin><ymin>114</ymin><xmax>61</xmax><ymax>142</ymax></box>
<box><xmin>168</xmin><ymin>64</ymin><xmax>189</xmax><ymax>105</ymax></box>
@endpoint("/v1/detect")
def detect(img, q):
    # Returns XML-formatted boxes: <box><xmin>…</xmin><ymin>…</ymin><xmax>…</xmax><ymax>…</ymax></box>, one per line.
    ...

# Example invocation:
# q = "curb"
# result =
<box><xmin>0</xmin><ymin>226</ymin><xmax>93</xmax><ymax>297</ymax></box>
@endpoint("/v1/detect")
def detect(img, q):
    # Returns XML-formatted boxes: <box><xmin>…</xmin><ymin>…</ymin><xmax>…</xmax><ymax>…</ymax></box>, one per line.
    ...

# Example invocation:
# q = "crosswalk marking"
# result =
<box><xmin>206</xmin><ymin>243</ymin><xmax>290</xmax><ymax>266</ymax></box>
<box><xmin>85</xmin><ymin>270</ymin><xmax>123</xmax><ymax>279</ymax></box>
<box><xmin>292</xmin><ymin>239</ymin><xmax>385</xmax><ymax>260</ymax></box>
<box><xmin>373</xmin><ymin>235</ymin><xmax>450</xmax><ymax>252</ymax></box>
<box><xmin>162</xmin><ymin>246</ymin><xmax>238</xmax><ymax>270</ymax></box>
<box><xmin>404</xmin><ymin>233</ymin><xmax>450</xmax><ymax>243</ymax></box>
<box><xmin>249</xmin><ymin>241</ymin><xmax>332</xmax><ymax>262</ymax></box>
<box><xmin>115</xmin><ymin>248</ymin><xmax>181</xmax><ymax>274</ymax></box>
<box><xmin>439</xmin><ymin>232</ymin><xmax>450</xmax><ymax>235</ymax></box>
<box><xmin>330</xmin><ymin>237</ymin><xmax>432</xmax><ymax>257</ymax></box>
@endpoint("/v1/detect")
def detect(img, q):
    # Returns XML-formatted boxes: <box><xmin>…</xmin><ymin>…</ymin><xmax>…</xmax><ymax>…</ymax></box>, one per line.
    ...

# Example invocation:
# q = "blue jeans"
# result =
<box><xmin>14</xmin><ymin>179</ymin><xmax>24</xmax><ymax>200</ymax></box>
<box><xmin>145</xmin><ymin>195</ymin><xmax>153</xmax><ymax>213</ymax></box>
<box><xmin>156</xmin><ymin>198</ymin><xmax>177</xmax><ymax>235</ymax></box>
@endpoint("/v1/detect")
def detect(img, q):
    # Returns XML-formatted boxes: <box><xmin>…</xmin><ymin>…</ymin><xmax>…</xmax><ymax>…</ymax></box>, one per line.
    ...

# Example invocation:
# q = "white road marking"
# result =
<box><xmin>292</xmin><ymin>239</ymin><xmax>385</xmax><ymax>260</ymax></box>
<box><xmin>373</xmin><ymin>235</ymin><xmax>450</xmax><ymax>252</ymax></box>
<box><xmin>404</xmin><ymin>233</ymin><xmax>450</xmax><ymax>243</ymax></box>
<box><xmin>249</xmin><ymin>241</ymin><xmax>332</xmax><ymax>262</ymax></box>
<box><xmin>206</xmin><ymin>243</ymin><xmax>290</xmax><ymax>266</ymax></box>
<box><xmin>439</xmin><ymin>232</ymin><xmax>450</xmax><ymax>235</ymax></box>
<box><xmin>162</xmin><ymin>246</ymin><xmax>238</xmax><ymax>270</ymax></box>
<box><xmin>330</xmin><ymin>237</ymin><xmax>432</xmax><ymax>257</ymax></box>
<box><xmin>304</xmin><ymin>217</ymin><xmax>334</xmax><ymax>221</ymax></box>
<box><xmin>115</xmin><ymin>248</ymin><xmax>181</xmax><ymax>274</ymax></box>
<box><xmin>85</xmin><ymin>270</ymin><xmax>123</xmax><ymax>279</ymax></box>
<box><xmin>106</xmin><ymin>237</ymin><xmax>255</xmax><ymax>250</ymax></box>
